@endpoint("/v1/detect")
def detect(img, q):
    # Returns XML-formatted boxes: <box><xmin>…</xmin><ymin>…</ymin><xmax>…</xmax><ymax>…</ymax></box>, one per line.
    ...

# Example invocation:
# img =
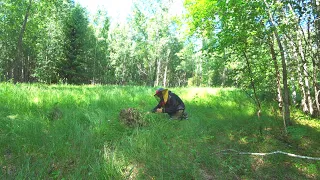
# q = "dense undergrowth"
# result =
<box><xmin>0</xmin><ymin>83</ymin><xmax>319</xmax><ymax>179</ymax></box>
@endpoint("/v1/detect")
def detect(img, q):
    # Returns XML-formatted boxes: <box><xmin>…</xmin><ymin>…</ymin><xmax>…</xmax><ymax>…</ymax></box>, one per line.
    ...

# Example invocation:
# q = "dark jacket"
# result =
<box><xmin>153</xmin><ymin>91</ymin><xmax>185</xmax><ymax>116</ymax></box>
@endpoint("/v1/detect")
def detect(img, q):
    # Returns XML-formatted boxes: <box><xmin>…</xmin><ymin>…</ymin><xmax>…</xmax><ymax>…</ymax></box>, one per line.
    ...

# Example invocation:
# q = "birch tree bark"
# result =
<box><xmin>312</xmin><ymin>0</ymin><xmax>320</xmax><ymax>115</ymax></box>
<box><xmin>264</xmin><ymin>0</ymin><xmax>291</xmax><ymax>129</ymax></box>
<box><xmin>298</xmin><ymin>37</ymin><xmax>314</xmax><ymax>116</ymax></box>
<box><xmin>269</xmin><ymin>36</ymin><xmax>283</xmax><ymax>112</ymax></box>
<box><xmin>163</xmin><ymin>49</ymin><xmax>170</xmax><ymax>87</ymax></box>
<box><xmin>313</xmin><ymin>0</ymin><xmax>320</xmax><ymax>65</ymax></box>
<box><xmin>154</xmin><ymin>59</ymin><xmax>161</xmax><ymax>87</ymax></box>
<box><xmin>285</xmin><ymin>33</ymin><xmax>309</xmax><ymax>113</ymax></box>
<box><xmin>287</xmin><ymin>3</ymin><xmax>315</xmax><ymax>116</ymax></box>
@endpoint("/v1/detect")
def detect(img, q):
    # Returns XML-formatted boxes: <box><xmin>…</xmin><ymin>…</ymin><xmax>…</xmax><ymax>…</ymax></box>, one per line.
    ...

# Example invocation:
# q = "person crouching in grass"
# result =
<box><xmin>151</xmin><ymin>88</ymin><xmax>188</xmax><ymax>120</ymax></box>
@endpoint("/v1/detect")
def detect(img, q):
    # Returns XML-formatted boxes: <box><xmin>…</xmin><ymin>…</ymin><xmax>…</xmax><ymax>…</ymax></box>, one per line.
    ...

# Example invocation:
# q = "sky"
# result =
<box><xmin>74</xmin><ymin>0</ymin><xmax>134</xmax><ymax>23</ymax></box>
<box><xmin>74</xmin><ymin>0</ymin><xmax>185</xmax><ymax>24</ymax></box>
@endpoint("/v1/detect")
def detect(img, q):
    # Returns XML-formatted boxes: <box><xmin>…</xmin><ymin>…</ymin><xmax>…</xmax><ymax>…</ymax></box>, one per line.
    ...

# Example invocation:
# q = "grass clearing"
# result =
<box><xmin>0</xmin><ymin>83</ymin><xmax>319</xmax><ymax>179</ymax></box>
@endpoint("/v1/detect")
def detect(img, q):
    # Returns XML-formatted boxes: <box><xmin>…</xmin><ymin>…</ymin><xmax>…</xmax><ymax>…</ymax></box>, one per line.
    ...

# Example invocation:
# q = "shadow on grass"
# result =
<box><xmin>122</xmin><ymin>89</ymin><xmax>320</xmax><ymax>179</ymax></box>
<box><xmin>174</xmin><ymin>90</ymin><xmax>320</xmax><ymax>179</ymax></box>
<box><xmin>1</xmin><ymin>85</ymin><xmax>319</xmax><ymax>179</ymax></box>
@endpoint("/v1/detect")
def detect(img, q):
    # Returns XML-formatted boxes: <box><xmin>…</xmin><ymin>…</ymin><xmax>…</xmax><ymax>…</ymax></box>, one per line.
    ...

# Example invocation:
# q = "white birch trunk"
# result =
<box><xmin>298</xmin><ymin>35</ymin><xmax>314</xmax><ymax>115</ymax></box>
<box><xmin>154</xmin><ymin>59</ymin><xmax>161</xmax><ymax>87</ymax></box>
<box><xmin>163</xmin><ymin>49</ymin><xmax>170</xmax><ymax>87</ymax></box>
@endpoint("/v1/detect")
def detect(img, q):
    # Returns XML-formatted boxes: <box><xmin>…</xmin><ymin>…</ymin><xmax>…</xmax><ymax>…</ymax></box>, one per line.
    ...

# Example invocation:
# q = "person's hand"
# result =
<box><xmin>156</xmin><ymin>108</ymin><xmax>163</xmax><ymax>113</ymax></box>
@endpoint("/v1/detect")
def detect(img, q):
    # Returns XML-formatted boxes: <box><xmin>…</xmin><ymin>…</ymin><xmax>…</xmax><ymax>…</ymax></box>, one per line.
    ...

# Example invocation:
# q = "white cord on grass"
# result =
<box><xmin>219</xmin><ymin>149</ymin><xmax>320</xmax><ymax>160</ymax></box>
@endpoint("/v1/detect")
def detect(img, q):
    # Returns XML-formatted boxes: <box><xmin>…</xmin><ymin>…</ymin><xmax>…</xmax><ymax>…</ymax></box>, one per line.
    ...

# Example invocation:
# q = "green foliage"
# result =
<box><xmin>0</xmin><ymin>83</ymin><xmax>319</xmax><ymax>179</ymax></box>
<box><xmin>60</xmin><ymin>4</ymin><xmax>92</xmax><ymax>84</ymax></box>
<box><xmin>33</xmin><ymin>4</ymin><xmax>66</xmax><ymax>83</ymax></box>
<box><xmin>0</xmin><ymin>1</ymin><xmax>111</xmax><ymax>84</ymax></box>
<box><xmin>0</xmin><ymin>0</ymin><xmax>227</xmax><ymax>87</ymax></box>
<box><xmin>184</xmin><ymin>0</ymin><xmax>320</xmax><ymax>120</ymax></box>
<box><xmin>0</xmin><ymin>0</ymin><xmax>30</xmax><ymax>80</ymax></box>
<box><xmin>1</xmin><ymin>0</ymin><xmax>319</xmax><ymax>124</ymax></box>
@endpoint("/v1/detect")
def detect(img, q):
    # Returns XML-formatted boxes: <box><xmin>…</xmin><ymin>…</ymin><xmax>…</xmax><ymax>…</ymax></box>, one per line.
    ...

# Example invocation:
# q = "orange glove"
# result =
<box><xmin>156</xmin><ymin>108</ymin><xmax>163</xmax><ymax>113</ymax></box>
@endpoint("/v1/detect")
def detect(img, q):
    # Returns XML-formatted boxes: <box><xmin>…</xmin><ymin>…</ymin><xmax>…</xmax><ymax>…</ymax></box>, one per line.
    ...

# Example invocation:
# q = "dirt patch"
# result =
<box><xmin>199</xmin><ymin>168</ymin><xmax>215</xmax><ymax>180</ymax></box>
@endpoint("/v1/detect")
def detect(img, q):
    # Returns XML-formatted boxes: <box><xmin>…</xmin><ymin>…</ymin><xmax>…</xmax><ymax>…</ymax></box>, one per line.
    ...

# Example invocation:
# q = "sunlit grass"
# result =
<box><xmin>0</xmin><ymin>83</ymin><xmax>319</xmax><ymax>179</ymax></box>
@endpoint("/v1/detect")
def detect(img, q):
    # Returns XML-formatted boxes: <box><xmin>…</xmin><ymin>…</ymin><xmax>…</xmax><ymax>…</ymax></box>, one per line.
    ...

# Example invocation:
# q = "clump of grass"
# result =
<box><xmin>0</xmin><ymin>83</ymin><xmax>319</xmax><ymax>179</ymax></box>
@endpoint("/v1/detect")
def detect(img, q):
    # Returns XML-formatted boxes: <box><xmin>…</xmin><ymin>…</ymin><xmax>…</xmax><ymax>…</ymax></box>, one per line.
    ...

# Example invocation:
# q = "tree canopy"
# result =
<box><xmin>1</xmin><ymin>0</ymin><xmax>320</xmax><ymax>119</ymax></box>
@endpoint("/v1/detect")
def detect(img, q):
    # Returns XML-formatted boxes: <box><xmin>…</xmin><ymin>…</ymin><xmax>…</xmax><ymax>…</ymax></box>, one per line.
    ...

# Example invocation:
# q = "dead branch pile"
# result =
<box><xmin>119</xmin><ymin>108</ymin><xmax>146</xmax><ymax>127</ymax></box>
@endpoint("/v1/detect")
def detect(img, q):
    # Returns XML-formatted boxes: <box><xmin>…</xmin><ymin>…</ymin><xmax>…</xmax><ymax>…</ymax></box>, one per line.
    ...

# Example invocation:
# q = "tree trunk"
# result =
<box><xmin>221</xmin><ymin>67</ymin><xmax>227</xmax><ymax>87</ymax></box>
<box><xmin>286</xmin><ymin>35</ymin><xmax>309</xmax><ymax>113</ymax></box>
<box><xmin>154</xmin><ymin>59</ymin><xmax>161</xmax><ymax>87</ymax></box>
<box><xmin>298</xmin><ymin>64</ymin><xmax>309</xmax><ymax>113</ymax></box>
<box><xmin>264</xmin><ymin>0</ymin><xmax>291</xmax><ymax>129</ymax></box>
<box><xmin>312</xmin><ymin>0</ymin><xmax>320</xmax><ymax>116</ymax></box>
<box><xmin>122</xmin><ymin>55</ymin><xmax>127</xmax><ymax>85</ymax></box>
<box><xmin>6</xmin><ymin>60</ymin><xmax>13</xmax><ymax>80</ymax></box>
<box><xmin>243</xmin><ymin>50</ymin><xmax>262</xmax><ymax>135</ymax></box>
<box><xmin>269</xmin><ymin>36</ymin><xmax>283</xmax><ymax>112</ymax></box>
<box><xmin>289</xmin><ymin>2</ymin><xmax>318</xmax><ymax>116</ymax></box>
<box><xmin>14</xmin><ymin>0</ymin><xmax>32</xmax><ymax>83</ymax></box>
<box><xmin>312</xmin><ymin>46</ymin><xmax>320</xmax><ymax>116</ymax></box>
<box><xmin>276</xmin><ymin>35</ymin><xmax>291</xmax><ymax>128</ymax></box>
<box><xmin>163</xmin><ymin>49</ymin><xmax>170</xmax><ymax>87</ymax></box>
<box><xmin>288</xmin><ymin>2</ymin><xmax>319</xmax><ymax>117</ymax></box>
<box><xmin>148</xmin><ymin>58</ymin><xmax>154</xmax><ymax>86</ymax></box>
<box><xmin>278</xmin><ymin>39</ymin><xmax>292</xmax><ymax>128</ymax></box>
<box><xmin>312</xmin><ymin>49</ymin><xmax>320</xmax><ymax>116</ymax></box>
<box><xmin>313</xmin><ymin>0</ymin><xmax>320</xmax><ymax>66</ymax></box>
<box><xmin>196</xmin><ymin>56</ymin><xmax>202</xmax><ymax>86</ymax></box>
<box><xmin>298</xmin><ymin>37</ymin><xmax>314</xmax><ymax>116</ymax></box>
<box><xmin>163</xmin><ymin>61</ymin><xmax>168</xmax><ymax>87</ymax></box>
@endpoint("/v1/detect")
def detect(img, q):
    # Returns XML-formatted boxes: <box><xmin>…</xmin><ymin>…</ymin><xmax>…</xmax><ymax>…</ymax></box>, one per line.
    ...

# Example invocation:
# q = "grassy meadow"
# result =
<box><xmin>0</xmin><ymin>83</ymin><xmax>319</xmax><ymax>179</ymax></box>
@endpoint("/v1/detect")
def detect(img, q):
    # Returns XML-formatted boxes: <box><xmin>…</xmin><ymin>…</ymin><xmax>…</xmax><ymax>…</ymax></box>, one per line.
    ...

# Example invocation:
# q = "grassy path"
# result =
<box><xmin>0</xmin><ymin>83</ymin><xmax>319</xmax><ymax>179</ymax></box>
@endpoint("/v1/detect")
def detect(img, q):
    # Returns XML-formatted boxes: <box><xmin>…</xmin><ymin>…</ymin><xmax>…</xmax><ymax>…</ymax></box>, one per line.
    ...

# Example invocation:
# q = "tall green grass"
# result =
<box><xmin>0</xmin><ymin>83</ymin><xmax>319</xmax><ymax>179</ymax></box>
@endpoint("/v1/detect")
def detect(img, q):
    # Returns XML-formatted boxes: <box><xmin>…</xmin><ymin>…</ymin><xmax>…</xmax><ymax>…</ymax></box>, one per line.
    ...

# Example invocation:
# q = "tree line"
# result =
<box><xmin>1</xmin><ymin>0</ymin><xmax>320</xmax><ymax>121</ymax></box>
<box><xmin>0</xmin><ymin>0</ymin><xmax>201</xmax><ymax>87</ymax></box>
<box><xmin>1</xmin><ymin>0</ymin><xmax>108</xmax><ymax>84</ymax></box>
<box><xmin>185</xmin><ymin>0</ymin><xmax>320</xmax><ymax>124</ymax></box>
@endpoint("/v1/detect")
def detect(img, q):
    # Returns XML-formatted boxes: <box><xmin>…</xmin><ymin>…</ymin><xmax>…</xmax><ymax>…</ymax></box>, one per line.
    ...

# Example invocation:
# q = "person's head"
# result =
<box><xmin>154</xmin><ymin>88</ymin><xmax>165</xmax><ymax>98</ymax></box>
<box><xmin>154</xmin><ymin>88</ymin><xmax>169</xmax><ymax>103</ymax></box>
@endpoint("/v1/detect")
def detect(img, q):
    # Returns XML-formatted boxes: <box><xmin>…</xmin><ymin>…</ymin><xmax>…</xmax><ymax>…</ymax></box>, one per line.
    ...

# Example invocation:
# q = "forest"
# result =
<box><xmin>1</xmin><ymin>0</ymin><xmax>320</xmax><ymax>121</ymax></box>
<box><xmin>1</xmin><ymin>0</ymin><xmax>320</xmax><ymax>179</ymax></box>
